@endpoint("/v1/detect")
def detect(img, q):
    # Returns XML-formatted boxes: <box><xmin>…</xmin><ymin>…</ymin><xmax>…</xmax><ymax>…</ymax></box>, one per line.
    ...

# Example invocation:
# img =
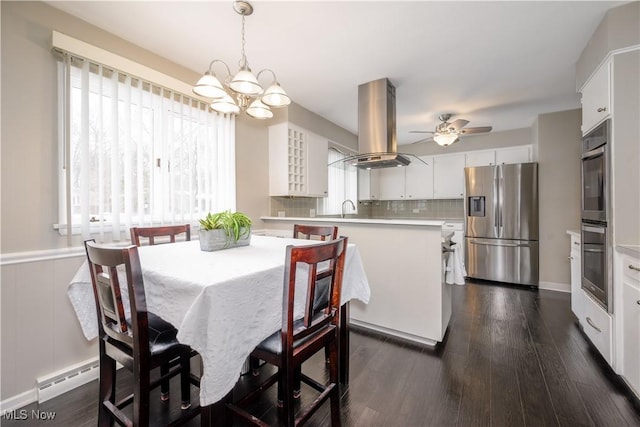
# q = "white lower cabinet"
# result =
<box><xmin>580</xmin><ymin>290</ymin><xmax>613</xmax><ymax>365</ymax></box>
<box><xmin>620</xmin><ymin>252</ymin><xmax>640</xmax><ymax>397</ymax></box>
<box><xmin>443</xmin><ymin>222</ymin><xmax>464</xmax><ymax>267</ymax></box>
<box><xmin>569</xmin><ymin>232</ymin><xmax>582</xmax><ymax>320</ymax></box>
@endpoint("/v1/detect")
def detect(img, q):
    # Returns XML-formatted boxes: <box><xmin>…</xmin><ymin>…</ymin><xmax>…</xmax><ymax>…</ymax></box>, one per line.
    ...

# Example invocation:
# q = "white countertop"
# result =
<box><xmin>617</xmin><ymin>245</ymin><xmax>640</xmax><ymax>258</ymax></box>
<box><xmin>566</xmin><ymin>229</ymin><xmax>580</xmax><ymax>238</ymax></box>
<box><xmin>261</xmin><ymin>216</ymin><xmax>445</xmax><ymax>227</ymax></box>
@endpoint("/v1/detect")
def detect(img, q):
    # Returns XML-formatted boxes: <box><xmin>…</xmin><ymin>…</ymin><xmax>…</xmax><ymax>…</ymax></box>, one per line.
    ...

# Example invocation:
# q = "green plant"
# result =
<box><xmin>199</xmin><ymin>210</ymin><xmax>252</xmax><ymax>242</ymax></box>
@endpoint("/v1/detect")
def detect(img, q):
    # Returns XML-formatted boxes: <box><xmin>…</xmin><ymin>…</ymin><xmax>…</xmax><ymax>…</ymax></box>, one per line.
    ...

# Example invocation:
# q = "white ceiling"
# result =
<box><xmin>45</xmin><ymin>1</ymin><xmax>623</xmax><ymax>145</ymax></box>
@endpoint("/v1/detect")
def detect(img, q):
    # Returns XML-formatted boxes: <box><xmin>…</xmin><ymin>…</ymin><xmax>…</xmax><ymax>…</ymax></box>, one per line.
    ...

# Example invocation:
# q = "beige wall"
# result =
<box><xmin>402</xmin><ymin>127</ymin><xmax>532</xmax><ymax>156</ymax></box>
<box><xmin>535</xmin><ymin>109</ymin><xmax>582</xmax><ymax>287</ymax></box>
<box><xmin>575</xmin><ymin>1</ymin><xmax>640</xmax><ymax>90</ymax></box>
<box><xmin>288</xmin><ymin>103</ymin><xmax>358</xmax><ymax>151</ymax></box>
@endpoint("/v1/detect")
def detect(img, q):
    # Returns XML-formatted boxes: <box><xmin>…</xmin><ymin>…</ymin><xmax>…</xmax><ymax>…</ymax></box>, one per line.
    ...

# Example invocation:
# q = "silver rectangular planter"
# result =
<box><xmin>199</xmin><ymin>228</ymin><xmax>251</xmax><ymax>251</ymax></box>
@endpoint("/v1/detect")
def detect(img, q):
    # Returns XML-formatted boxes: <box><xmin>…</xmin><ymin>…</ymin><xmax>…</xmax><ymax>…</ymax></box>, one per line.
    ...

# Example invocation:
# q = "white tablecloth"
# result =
<box><xmin>68</xmin><ymin>236</ymin><xmax>370</xmax><ymax>406</ymax></box>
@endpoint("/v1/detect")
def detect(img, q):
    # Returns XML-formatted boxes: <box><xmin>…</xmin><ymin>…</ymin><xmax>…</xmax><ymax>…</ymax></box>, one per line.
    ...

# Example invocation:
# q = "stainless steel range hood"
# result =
<box><xmin>350</xmin><ymin>78</ymin><xmax>411</xmax><ymax>169</ymax></box>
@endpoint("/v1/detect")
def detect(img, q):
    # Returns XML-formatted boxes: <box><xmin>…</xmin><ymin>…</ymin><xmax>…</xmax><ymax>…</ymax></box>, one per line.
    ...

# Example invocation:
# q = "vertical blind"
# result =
<box><xmin>58</xmin><ymin>52</ymin><xmax>235</xmax><ymax>242</ymax></box>
<box><xmin>318</xmin><ymin>148</ymin><xmax>358</xmax><ymax>215</ymax></box>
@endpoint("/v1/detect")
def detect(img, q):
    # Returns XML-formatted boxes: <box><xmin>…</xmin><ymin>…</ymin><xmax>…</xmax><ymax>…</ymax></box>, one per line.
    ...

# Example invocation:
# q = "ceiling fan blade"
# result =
<box><xmin>408</xmin><ymin>130</ymin><xmax>435</xmax><ymax>134</ymax></box>
<box><xmin>459</xmin><ymin>126</ymin><xmax>492</xmax><ymax>135</ymax></box>
<box><xmin>410</xmin><ymin>136</ymin><xmax>434</xmax><ymax>144</ymax></box>
<box><xmin>448</xmin><ymin>119</ymin><xmax>470</xmax><ymax>131</ymax></box>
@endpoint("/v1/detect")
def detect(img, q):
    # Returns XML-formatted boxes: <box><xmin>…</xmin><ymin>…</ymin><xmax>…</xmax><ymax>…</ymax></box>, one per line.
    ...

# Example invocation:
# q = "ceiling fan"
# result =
<box><xmin>409</xmin><ymin>114</ymin><xmax>493</xmax><ymax>146</ymax></box>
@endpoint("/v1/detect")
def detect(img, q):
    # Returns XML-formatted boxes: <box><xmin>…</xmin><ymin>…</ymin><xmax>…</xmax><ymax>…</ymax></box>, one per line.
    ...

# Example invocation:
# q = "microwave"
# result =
<box><xmin>581</xmin><ymin>120</ymin><xmax>610</xmax><ymax>223</ymax></box>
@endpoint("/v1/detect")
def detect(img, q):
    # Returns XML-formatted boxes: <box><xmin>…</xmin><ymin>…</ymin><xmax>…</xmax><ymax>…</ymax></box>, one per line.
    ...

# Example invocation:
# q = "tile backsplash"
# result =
<box><xmin>270</xmin><ymin>197</ymin><xmax>464</xmax><ymax>220</ymax></box>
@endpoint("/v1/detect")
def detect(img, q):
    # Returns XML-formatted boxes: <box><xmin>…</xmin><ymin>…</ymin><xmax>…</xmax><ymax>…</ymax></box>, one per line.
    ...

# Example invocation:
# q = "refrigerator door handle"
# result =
<box><xmin>498</xmin><ymin>166</ymin><xmax>504</xmax><ymax>236</ymax></box>
<box><xmin>493</xmin><ymin>166</ymin><xmax>500</xmax><ymax>236</ymax></box>
<box><xmin>469</xmin><ymin>240</ymin><xmax>530</xmax><ymax>248</ymax></box>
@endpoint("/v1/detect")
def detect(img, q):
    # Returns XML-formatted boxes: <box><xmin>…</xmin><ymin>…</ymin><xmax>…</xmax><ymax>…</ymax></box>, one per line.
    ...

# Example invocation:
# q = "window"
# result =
<box><xmin>318</xmin><ymin>147</ymin><xmax>358</xmax><ymax>215</ymax></box>
<box><xmin>56</xmin><ymin>51</ymin><xmax>235</xmax><ymax>241</ymax></box>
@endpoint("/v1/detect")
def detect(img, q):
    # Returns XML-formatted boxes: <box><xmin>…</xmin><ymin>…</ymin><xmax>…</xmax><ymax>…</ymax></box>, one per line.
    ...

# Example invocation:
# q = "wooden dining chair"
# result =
<box><xmin>84</xmin><ymin>240</ymin><xmax>200</xmax><ymax>427</ymax></box>
<box><xmin>130</xmin><ymin>223</ymin><xmax>195</xmax><ymax>400</ymax></box>
<box><xmin>292</xmin><ymin>224</ymin><xmax>338</xmax><ymax>241</ymax></box>
<box><xmin>292</xmin><ymin>224</ymin><xmax>338</xmax><ymax>312</ymax></box>
<box><xmin>229</xmin><ymin>237</ymin><xmax>348</xmax><ymax>427</ymax></box>
<box><xmin>130</xmin><ymin>224</ymin><xmax>191</xmax><ymax>246</ymax></box>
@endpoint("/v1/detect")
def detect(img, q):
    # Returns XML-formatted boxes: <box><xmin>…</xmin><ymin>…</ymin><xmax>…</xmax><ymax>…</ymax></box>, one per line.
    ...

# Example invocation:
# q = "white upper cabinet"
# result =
<box><xmin>581</xmin><ymin>61</ymin><xmax>611</xmax><ymax>135</ymax></box>
<box><xmin>495</xmin><ymin>145</ymin><xmax>532</xmax><ymax>164</ymax></box>
<box><xmin>465</xmin><ymin>149</ymin><xmax>496</xmax><ymax>167</ymax></box>
<box><xmin>268</xmin><ymin>122</ymin><xmax>328</xmax><ymax>197</ymax></box>
<box><xmin>358</xmin><ymin>169</ymin><xmax>380</xmax><ymax>200</ymax></box>
<box><xmin>375</xmin><ymin>156</ymin><xmax>433</xmax><ymax>200</ymax></box>
<box><xmin>433</xmin><ymin>153</ymin><xmax>465</xmax><ymax>199</ymax></box>
<box><xmin>405</xmin><ymin>156</ymin><xmax>433</xmax><ymax>199</ymax></box>
<box><xmin>378</xmin><ymin>166</ymin><xmax>406</xmax><ymax>200</ymax></box>
<box><xmin>306</xmin><ymin>133</ymin><xmax>329</xmax><ymax>197</ymax></box>
<box><xmin>465</xmin><ymin>146</ymin><xmax>531</xmax><ymax>167</ymax></box>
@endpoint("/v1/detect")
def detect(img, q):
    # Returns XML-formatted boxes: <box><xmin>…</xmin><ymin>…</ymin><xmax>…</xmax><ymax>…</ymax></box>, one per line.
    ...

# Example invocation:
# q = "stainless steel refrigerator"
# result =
<box><xmin>465</xmin><ymin>163</ymin><xmax>539</xmax><ymax>286</ymax></box>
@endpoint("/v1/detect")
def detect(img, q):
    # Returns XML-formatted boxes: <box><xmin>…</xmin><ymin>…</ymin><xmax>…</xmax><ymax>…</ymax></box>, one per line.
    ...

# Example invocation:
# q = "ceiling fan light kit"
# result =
<box><xmin>433</xmin><ymin>133</ymin><xmax>459</xmax><ymax>147</ymax></box>
<box><xmin>409</xmin><ymin>113</ymin><xmax>492</xmax><ymax>146</ymax></box>
<box><xmin>192</xmin><ymin>1</ymin><xmax>290</xmax><ymax>119</ymax></box>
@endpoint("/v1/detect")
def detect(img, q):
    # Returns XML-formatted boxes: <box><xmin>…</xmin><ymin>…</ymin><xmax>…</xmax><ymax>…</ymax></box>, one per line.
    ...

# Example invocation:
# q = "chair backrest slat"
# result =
<box><xmin>84</xmin><ymin>240</ymin><xmax>148</xmax><ymax>352</ymax></box>
<box><xmin>281</xmin><ymin>236</ymin><xmax>348</xmax><ymax>348</ymax></box>
<box><xmin>130</xmin><ymin>224</ymin><xmax>191</xmax><ymax>246</ymax></box>
<box><xmin>292</xmin><ymin>224</ymin><xmax>338</xmax><ymax>241</ymax></box>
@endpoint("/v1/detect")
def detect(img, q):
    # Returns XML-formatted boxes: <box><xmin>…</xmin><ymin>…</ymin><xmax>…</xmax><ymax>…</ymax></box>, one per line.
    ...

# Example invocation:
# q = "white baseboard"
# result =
<box><xmin>0</xmin><ymin>389</ymin><xmax>37</xmax><ymax>414</ymax></box>
<box><xmin>539</xmin><ymin>281</ymin><xmax>571</xmax><ymax>293</ymax></box>
<box><xmin>36</xmin><ymin>358</ymin><xmax>100</xmax><ymax>403</ymax></box>
<box><xmin>350</xmin><ymin>319</ymin><xmax>439</xmax><ymax>347</ymax></box>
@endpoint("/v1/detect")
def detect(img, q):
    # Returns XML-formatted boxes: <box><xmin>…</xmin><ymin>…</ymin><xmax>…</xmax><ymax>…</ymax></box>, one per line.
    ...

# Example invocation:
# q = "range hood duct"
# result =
<box><xmin>353</xmin><ymin>78</ymin><xmax>411</xmax><ymax>169</ymax></box>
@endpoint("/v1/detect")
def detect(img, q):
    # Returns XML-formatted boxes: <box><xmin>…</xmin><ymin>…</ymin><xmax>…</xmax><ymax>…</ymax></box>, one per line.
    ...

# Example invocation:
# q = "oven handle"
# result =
<box><xmin>468</xmin><ymin>240</ymin><xmax>529</xmax><ymax>248</ymax></box>
<box><xmin>581</xmin><ymin>146</ymin><xmax>605</xmax><ymax>160</ymax></box>
<box><xmin>585</xmin><ymin>317</ymin><xmax>602</xmax><ymax>333</ymax></box>
<box><xmin>583</xmin><ymin>248</ymin><xmax>604</xmax><ymax>253</ymax></box>
<box><xmin>582</xmin><ymin>224</ymin><xmax>605</xmax><ymax>234</ymax></box>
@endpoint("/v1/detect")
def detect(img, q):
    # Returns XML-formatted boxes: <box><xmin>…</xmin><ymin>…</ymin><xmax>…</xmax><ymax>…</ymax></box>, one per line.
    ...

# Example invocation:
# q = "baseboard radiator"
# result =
<box><xmin>36</xmin><ymin>359</ymin><xmax>99</xmax><ymax>403</ymax></box>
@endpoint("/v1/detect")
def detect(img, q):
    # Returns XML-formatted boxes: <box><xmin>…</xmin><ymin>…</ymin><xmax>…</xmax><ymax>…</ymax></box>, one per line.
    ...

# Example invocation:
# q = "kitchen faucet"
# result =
<box><xmin>341</xmin><ymin>199</ymin><xmax>356</xmax><ymax>218</ymax></box>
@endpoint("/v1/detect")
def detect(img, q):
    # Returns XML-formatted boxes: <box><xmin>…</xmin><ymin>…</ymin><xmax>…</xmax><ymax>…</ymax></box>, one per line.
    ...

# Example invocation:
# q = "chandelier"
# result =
<box><xmin>192</xmin><ymin>1</ymin><xmax>290</xmax><ymax>119</ymax></box>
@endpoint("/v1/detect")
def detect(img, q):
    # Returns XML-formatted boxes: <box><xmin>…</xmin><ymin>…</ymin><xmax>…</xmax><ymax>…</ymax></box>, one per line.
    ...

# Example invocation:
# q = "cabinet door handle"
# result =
<box><xmin>568</xmin><ymin>256</ymin><xmax>573</xmax><ymax>260</ymax></box>
<box><xmin>573</xmin><ymin>241</ymin><xmax>580</xmax><ymax>246</ymax></box>
<box><xmin>597</xmin><ymin>107</ymin><xmax>607</xmax><ymax>112</ymax></box>
<box><xmin>629</xmin><ymin>265</ymin><xmax>640</xmax><ymax>272</ymax></box>
<box><xmin>636</xmin><ymin>300</ymin><xmax>640</xmax><ymax>306</ymax></box>
<box><xmin>586</xmin><ymin>317</ymin><xmax>602</xmax><ymax>333</ymax></box>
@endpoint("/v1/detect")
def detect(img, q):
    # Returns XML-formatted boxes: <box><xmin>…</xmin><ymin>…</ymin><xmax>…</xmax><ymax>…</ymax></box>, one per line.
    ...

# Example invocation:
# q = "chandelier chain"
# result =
<box><xmin>239</xmin><ymin>14</ymin><xmax>247</xmax><ymax>69</ymax></box>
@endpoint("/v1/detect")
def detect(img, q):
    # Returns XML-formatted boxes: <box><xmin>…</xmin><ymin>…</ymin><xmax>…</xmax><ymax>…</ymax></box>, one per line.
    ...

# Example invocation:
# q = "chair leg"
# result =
<box><xmin>328</xmin><ymin>339</ymin><xmax>342</xmax><ymax>426</ymax></box>
<box><xmin>160</xmin><ymin>362</ymin><xmax>170</xmax><ymax>401</ymax></box>
<box><xmin>98</xmin><ymin>354</ymin><xmax>116</xmax><ymax>427</ymax></box>
<box><xmin>281</xmin><ymin>363</ymin><xmax>297</xmax><ymax>427</ymax></box>
<box><xmin>250</xmin><ymin>356</ymin><xmax>261</xmax><ymax>376</ymax></box>
<box><xmin>133</xmin><ymin>365</ymin><xmax>151</xmax><ymax>427</ymax></box>
<box><xmin>294</xmin><ymin>366</ymin><xmax>301</xmax><ymax>399</ymax></box>
<box><xmin>180</xmin><ymin>354</ymin><xmax>192</xmax><ymax>409</ymax></box>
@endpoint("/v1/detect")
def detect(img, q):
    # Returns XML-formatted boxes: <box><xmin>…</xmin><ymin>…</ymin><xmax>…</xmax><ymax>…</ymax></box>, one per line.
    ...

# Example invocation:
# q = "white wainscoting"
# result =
<box><xmin>0</xmin><ymin>249</ymin><xmax>96</xmax><ymax>412</ymax></box>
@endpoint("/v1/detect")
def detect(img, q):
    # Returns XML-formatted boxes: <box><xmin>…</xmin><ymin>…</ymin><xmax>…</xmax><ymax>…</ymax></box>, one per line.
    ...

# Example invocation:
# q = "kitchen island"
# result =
<box><xmin>260</xmin><ymin>216</ymin><xmax>451</xmax><ymax>346</ymax></box>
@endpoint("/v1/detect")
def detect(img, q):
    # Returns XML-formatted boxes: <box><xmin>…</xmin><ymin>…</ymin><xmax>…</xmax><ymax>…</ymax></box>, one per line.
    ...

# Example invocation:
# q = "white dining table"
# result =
<box><xmin>68</xmin><ymin>235</ymin><xmax>370</xmax><ymax>408</ymax></box>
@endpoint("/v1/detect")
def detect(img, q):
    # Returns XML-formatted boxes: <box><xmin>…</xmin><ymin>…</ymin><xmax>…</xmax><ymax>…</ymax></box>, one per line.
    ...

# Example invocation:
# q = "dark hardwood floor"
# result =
<box><xmin>3</xmin><ymin>281</ymin><xmax>639</xmax><ymax>426</ymax></box>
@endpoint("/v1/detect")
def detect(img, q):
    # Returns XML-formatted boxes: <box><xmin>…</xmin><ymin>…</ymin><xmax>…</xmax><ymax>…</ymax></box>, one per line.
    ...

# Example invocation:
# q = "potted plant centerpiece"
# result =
<box><xmin>198</xmin><ymin>210</ymin><xmax>252</xmax><ymax>251</ymax></box>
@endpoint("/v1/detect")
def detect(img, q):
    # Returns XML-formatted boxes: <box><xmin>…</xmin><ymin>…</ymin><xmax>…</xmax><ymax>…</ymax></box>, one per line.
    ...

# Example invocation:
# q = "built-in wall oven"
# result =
<box><xmin>581</xmin><ymin>223</ymin><xmax>611</xmax><ymax>312</ymax></box>
<box><xmin>580</xmin><ymin>119</ymin><xmax>611</xmax><ymax>313</ymax></box>
<box><xmin>581</xmin><ymin>120</ymin><xmax>609</xmax><ymax>222</ymax></box>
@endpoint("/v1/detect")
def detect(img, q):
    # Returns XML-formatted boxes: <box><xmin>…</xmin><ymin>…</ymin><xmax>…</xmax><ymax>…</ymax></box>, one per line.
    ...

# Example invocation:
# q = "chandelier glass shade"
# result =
<box><xmin>433</xmin><ymin>133</ymin><xmax>459</xmax><ymax>147</ymax></box>
<box><xmin>192</xmin><ymin>1</ymin><xmax>290</xmax><ymax>119</ymax></box>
